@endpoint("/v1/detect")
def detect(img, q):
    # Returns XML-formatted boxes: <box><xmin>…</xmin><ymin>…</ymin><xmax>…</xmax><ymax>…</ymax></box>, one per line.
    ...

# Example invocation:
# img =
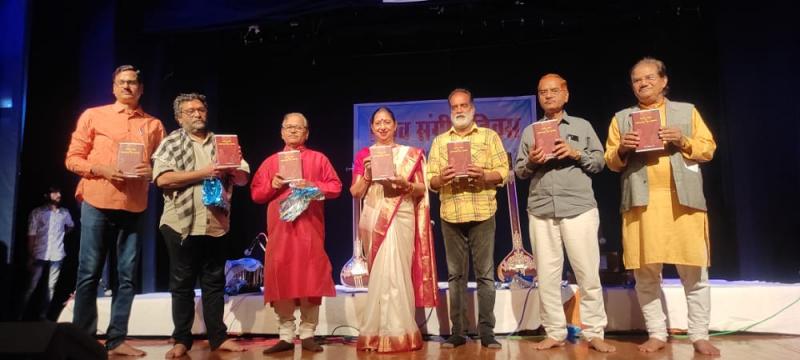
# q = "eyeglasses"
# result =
<box><xmin>538</xmin><ymin>88</ymin><xmax>562</xmax><ymax>96</ymax></box>
<box><xmin>181</xmin><ymin>108</ymin><xmax>207</xmax><ymax>116</ymax></box>
<box><xmin>114</xmin><ymin>79</ymin><xmax>140</xmax><ymax>87</ymax></box>
<box><xmin>282</xmin><ymin>125</ymin><xmax>307</xmax><ymax>131</ymax></box>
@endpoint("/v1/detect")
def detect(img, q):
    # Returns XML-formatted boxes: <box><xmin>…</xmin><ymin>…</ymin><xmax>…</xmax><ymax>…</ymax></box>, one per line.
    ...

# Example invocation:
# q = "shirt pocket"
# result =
<box><xmin>566</xmin><ymin>133</ymin><xmax>584</xmax><ymax>151</ymax></box>
<box><xmin>470</xmin><ymin>142</ymin><xmax>489</xmax><ymax>167</ymax></box>
<box><xmin>92</xmin><ymin>122</ymin><xmax>131</xmax><ymax>165</ymax></box>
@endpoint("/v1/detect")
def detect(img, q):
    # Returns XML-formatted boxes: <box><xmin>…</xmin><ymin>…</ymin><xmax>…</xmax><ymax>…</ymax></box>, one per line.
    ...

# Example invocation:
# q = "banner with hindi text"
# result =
<box><xmin>353</xmin><ymin>95</ymin><xmax>536</xmax><ymax>159</ymax></box>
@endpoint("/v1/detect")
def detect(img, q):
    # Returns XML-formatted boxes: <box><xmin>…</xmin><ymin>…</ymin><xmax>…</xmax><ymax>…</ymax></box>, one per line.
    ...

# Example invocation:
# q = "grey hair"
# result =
<box><xmin>173</xmin><ymin>93</ymin><xmax>207</xmax><ymax>119</ymax></box>
<box><xmin>631</xmin><ymin>57</ymin><xmax>669</xmax><ymax>95</ymax></box>
<box><xmin>282</xmin><ymin>112</ymin><xmax>309</xmax><ymax>128</ymax></box>
<box><xmin>631</xmin><ymin>57</ymin><xmax>667</xmax><ymax>78</ymax></box>
<box><xmin>448</xmin><ymin>88</ymin><xmax>473</xmax><ymax>105</ymax></box>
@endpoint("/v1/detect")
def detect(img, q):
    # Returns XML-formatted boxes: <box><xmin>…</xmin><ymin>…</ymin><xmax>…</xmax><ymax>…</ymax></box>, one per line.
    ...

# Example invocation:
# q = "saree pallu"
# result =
<box><xmin>355</xmin><ymin>145</ymin><xmax>437</xmax><ymax>352</ymax></box>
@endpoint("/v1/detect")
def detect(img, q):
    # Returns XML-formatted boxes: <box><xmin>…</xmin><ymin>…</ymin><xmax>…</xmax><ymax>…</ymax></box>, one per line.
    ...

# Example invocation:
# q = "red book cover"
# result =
<box><xmin>278</xmin><ymin>150</ymin><xmax>303</xmax><ymax>182</ymax></box>
<box><xmin>631</xmin><ymin>109</ymin><xmax>664</xmax><ymax>152</ymax></box>
<box><xmin>369</xmin><ymin>145</ymin><xmax>394</xmax><ymax>180</ymax></box>
<box><xmin>447</xmin><ymin>141</ymin><xmax>471</xmax><ymax>177</ymax></box>
<box><xmin>213</xmin><ymin>134</ymin><xmax>242</xmax><ymax>168</ymax></box>
<box><xmin>117</xmin><ymin>142</ymin><xmax>144</xmax><ymax>178</ymax></box>
<box><xmin>533</xmin><ymin>119</ymin><xmax>561</xmax><ymax>160</ymax></box>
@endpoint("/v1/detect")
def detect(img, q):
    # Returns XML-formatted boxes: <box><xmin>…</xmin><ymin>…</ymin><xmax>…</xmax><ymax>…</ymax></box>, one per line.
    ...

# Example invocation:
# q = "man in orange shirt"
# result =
<box><xmin>65</xmin><ymin>65</ymin><xmax>165</xmax><ymax>356</ymax></box>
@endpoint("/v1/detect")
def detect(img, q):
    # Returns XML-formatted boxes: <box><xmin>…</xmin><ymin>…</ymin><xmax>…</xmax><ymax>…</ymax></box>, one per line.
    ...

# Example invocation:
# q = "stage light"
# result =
<box><xmin>243</xmin><ymin>25</ymin><xmax>263</xmax><ymax>45</ymax></box>
<box><xmin>0</xmin><ymin>98</ymin><xmax>12</xmax><ymax>109</ymax></box>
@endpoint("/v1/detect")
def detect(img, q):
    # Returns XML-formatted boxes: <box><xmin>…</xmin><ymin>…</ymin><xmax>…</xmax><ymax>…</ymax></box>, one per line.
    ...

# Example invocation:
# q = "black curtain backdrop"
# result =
<box><xmin>8</xmin><ymin>0</ymin><xmax>799</xmax><ymax>310</ymax></box>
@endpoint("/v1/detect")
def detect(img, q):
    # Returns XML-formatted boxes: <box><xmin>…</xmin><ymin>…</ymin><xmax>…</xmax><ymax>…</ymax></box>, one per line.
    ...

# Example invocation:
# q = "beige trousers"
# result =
<box><xmin>634</xmin><ymin>264</ymin><xmax>711</xmax><ymax>342</ymax></box>
<box><xmin>529</xmin><ymin>208</ymin><xmax>608</xmax><ymax>341</ymax></box>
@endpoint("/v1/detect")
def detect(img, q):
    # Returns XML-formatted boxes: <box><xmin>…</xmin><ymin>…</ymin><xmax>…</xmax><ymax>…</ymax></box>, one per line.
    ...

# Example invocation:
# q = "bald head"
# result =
<box><xmin>538</xmin><ymin>74</ymin><xmax>568</xmax><ymax>91</ymax></box>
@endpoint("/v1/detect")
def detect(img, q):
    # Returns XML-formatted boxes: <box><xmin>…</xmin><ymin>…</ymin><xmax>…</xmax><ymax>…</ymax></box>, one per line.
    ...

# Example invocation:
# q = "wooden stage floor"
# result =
<box><xmin>111</xmin><ymin>334</ymin><xmax>800</xmax><ymax>360</ymax></box>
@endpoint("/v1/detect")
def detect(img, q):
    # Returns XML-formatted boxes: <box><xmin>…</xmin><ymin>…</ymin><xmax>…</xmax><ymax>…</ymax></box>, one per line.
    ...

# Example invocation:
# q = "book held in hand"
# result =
<box><xmin>631</xmin><ymin>109</ymin><xmax>664</xmax><ymax>152</ymax></box>
<box><xmin>369</xmin><ymin>145</ymin><xmax>395</xmax><ymax>180</ymax></box>
<box><xmin>117</xmin><ymin>142</ymin><xmax>145</xmax><ymax>178</ymax></box>
<box><xmin>213</xmin><ymin>134</ymin><xmax>242</xmax><ymax>168</ymax></box>
<box><xmin>533</xmin><ymin>119</ymin><xmax>561</xmax><ymax>160</ymax></box>
<box><xmin>278</xmin><ymin>150</ymin><xmax>303</xmax><ymax>182</ymax></box>
<box><xmin>447</xmin><ymin>140</ymin><xmax>472</xmax><ymax>177</ymax></box>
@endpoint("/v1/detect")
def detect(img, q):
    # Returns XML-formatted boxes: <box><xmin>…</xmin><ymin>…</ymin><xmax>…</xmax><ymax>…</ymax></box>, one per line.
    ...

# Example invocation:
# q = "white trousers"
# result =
<box><xmin>634</xmin><ymin>263</ymin><xmax>711</xmax><ymax>342</ymax></box>
<box><xmin>529</xmin><ymin>208</ymin><xmax>608</xmax><ymax>341</ymax></box>
<box><xmin>272</xmin><ymin>298</ymin><xmax>320</xmax><ymax>342</ymax></box>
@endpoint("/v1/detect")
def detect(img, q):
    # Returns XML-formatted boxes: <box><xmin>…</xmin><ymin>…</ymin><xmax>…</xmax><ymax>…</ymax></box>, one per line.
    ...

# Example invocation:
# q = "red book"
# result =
<box><xmin>533</xmin><ymin>119</ymin><xmax>561</xmax><ymax>160</ymax></box>
<box><xmin>117</xmin><ymin>142</ymin><xmax>144</xmax><ymax>178</ymax></box>
<box><xmin>278</xmin><ymin>150</ymin><xmax>303</xmax><ymax>182</ymax></box>
<box><xmin>631</xmin><ymin>109</ymin><xmax>664</xmax><ymax>152</ymax></box>
<box><xmin>447</xmin><ymin>141</ymin><xmax>471</xmax><ymax>177</ymax></box>
<box><xmin>213</xmin><ymin>134</ymin><xmax>242</xmax><ymax>168</ymax></box>
<box><xmin>369</xmin><ymin>145</ymin><xmax>394</xmax><ymax>180</ymax></box>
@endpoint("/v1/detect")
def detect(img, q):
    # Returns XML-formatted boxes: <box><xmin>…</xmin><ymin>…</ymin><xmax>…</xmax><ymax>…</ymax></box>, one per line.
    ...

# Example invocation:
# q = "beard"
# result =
<box><xmin>183</xmin><ymin>119</ymin><xmax>207</xmax><ymax>134</ymax></box>
<box><xmin>451</xmin><ymin>110</ymin><xmax>474</xmax><ymax>130</ymax></box>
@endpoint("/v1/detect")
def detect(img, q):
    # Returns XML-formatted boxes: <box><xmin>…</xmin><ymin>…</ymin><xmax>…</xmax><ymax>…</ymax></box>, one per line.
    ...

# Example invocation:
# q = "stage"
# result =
<box><xmin>79</xmin><ymin>335</ymin><xmax>800</xmax><ymax>360</ymax></box>
<box><xmin>57</xmin><ymin>279</ymin><xmax>800</xmax><ymax>337</ymax></box>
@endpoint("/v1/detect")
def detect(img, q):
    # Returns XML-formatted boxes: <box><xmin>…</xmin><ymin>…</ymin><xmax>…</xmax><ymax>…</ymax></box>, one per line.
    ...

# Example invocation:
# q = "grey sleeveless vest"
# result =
<box><xmin>614</xmin><ymin>100</ymin><xmax>707</xmax><ymax>213</ymax></box>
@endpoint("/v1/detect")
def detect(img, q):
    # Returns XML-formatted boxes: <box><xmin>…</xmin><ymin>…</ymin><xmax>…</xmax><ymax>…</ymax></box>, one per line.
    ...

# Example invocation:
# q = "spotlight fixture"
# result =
<box><xmin>243</xmin><ymin>25</ymin><xmax>263</xmax><ymax>45</ymax></box>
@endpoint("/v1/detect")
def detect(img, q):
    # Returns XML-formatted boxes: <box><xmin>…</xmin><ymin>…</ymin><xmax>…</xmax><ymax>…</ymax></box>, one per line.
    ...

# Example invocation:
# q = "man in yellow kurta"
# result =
<box><xmin>604</xmin><ymin>57</ymin><xmax>719</xmax><ymax>356</ymax></box>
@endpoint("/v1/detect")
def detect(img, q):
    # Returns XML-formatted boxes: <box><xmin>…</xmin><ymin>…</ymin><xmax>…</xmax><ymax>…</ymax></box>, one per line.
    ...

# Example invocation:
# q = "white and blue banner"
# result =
<box><xmin>353</xmin><ymin>95</ymin><xmax>537</xmax><ymax>159</ymax></box>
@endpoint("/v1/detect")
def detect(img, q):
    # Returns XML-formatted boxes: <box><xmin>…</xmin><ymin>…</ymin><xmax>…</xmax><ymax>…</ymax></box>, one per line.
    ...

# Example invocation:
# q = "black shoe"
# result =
<box><xmin>481</xmin><ymin>336</ymin><xmax>502</xmax><ymax>349</ymax></box>
<box><xmin>301</xmin><ymin>337</ymin><xmax>324</xmax><ymax>352</ymax></box>
<box><xmin>262</xmin><ymin>340</ymin><xmax>294</xmax><ymax>354</ymax></box>
<box><xmin>441</xmin><ymin>335</ymin><xmax>467</xmax><ymax>348</ymax></box>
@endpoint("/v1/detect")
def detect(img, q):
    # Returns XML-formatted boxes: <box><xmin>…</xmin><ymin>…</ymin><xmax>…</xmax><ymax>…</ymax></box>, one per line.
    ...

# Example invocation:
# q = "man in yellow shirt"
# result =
<box><xmin>427</xmin><ymin>89</ymin><xmax>508</xmax><ymax>349</ymax></box>
<box><xmin>604</xmin><ymin>57</ymin><xmax>719</xmax><ymax>356</ymax></box>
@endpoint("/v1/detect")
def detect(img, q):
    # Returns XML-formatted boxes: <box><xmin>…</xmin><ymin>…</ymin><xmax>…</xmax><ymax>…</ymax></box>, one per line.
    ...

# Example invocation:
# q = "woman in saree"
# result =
<box><xmin>350</xmin><ymin>107</ymin><xmax>438</xmax><ymax>352</ymax></box>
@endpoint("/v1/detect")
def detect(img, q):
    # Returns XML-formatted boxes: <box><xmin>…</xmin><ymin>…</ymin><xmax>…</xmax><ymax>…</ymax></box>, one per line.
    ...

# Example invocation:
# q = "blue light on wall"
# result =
<box><xmin>0</xmin><ymin>0</ymin><xmax>30</xmax><ymax>263</ymax></box>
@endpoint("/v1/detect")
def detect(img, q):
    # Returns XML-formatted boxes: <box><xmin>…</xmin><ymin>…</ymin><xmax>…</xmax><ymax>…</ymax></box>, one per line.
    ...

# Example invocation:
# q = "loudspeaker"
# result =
<box><xmin>0</xmin><ymin>322</ymin><xmax>105</xmax><ymax>360</ymax></box>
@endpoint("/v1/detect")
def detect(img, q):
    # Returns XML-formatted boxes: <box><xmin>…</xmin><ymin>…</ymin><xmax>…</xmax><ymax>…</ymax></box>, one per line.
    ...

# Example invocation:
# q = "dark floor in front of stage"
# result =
<box><xmin>111</xmin><ymin>334</ymin><xmax>800</xmax><ymax>360</ymax></box>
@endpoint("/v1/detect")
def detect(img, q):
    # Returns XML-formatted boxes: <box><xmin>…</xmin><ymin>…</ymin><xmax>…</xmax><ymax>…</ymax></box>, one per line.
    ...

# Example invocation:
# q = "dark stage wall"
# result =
<box><xmin>4</xmin><ymin>1</ymin><xmax>799</xmax><ymax>315</ymax></box>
